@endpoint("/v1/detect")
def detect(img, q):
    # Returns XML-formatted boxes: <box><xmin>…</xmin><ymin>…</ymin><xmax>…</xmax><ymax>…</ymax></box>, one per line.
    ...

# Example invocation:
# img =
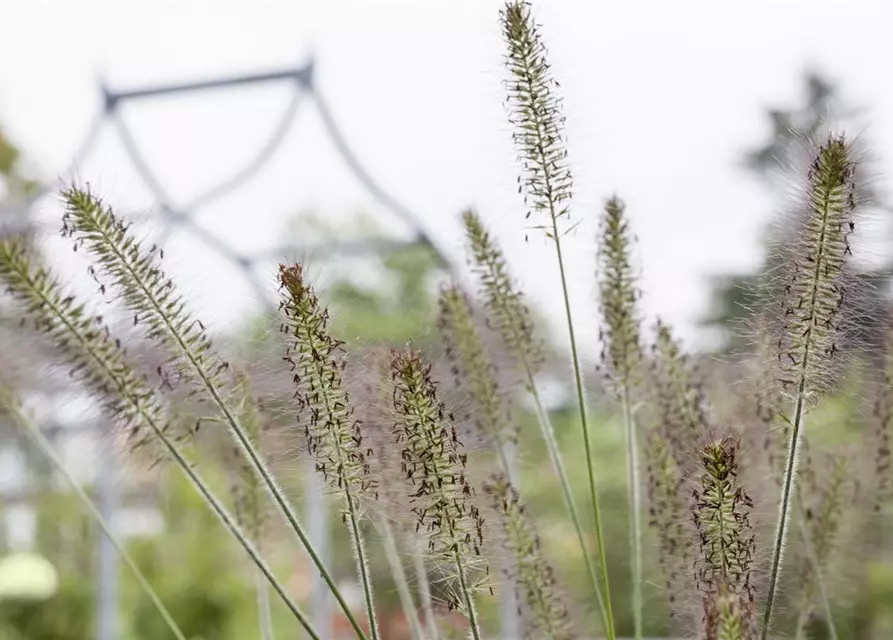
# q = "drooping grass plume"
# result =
<box><xmin>0</xmin><ymin>240</ymin><xmax>319</xmax><ymax>638</ymax></box>
<box><xmin>644</xmin><ymin>430</ymin><xmax>692</xmax><ymax>623</ymax></box>
<box><xmin>438</xmin><ymin>284</ymin><xmax>517</xmax><ymax>477</ymax></box>
<box><xmin>597</xmin><ymin>196</ymin><xmax>645</xmax><ymax>638</ymax></box>
<box><xmin>463</xmin><ymin>207</ymin><xmax>608</xmax><ymax>631</ymax></box>
<box><xmin>762</xmin><ymin>135</ymin><xmax>858</xmax><ymax>637</ymax></box>
<box><xmin>500</xmin><ymin>1</ymin><xmax>615</xmax><ymax>632</ymax></box>
<box><xmin>484</xmin><ymin>474</ymin><xmax>574</xmax><ymax>640</ymax></box>
<box><xmin>0</xmin><ymin>382</ymin><xmax>188</xmax><ymax>640</ymax></box>
<box><xmin>278</xmin><ymin>262</ymin><xmax>380</xmax><ymax>640</ymax></box>
<box><xmin>60</xmin><ymin>186</ymin><xmax>367</xmax><ymax>639</ymax></box>
<box><xmin>693</xmin><ymin>438</ymin><xmax>757</xmax><ymax>640</ymax></box>
<box><xmin>388</xmin><ymin>347</ymin><xmax>487</xmax><ymax>640</ymax></box>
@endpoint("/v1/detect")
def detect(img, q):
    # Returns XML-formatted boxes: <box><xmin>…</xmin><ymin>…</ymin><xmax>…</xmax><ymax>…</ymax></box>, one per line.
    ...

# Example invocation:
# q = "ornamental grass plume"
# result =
<box><xmin>693</xmin><ymin>438</ymin><xmax>757</xmax><ymax>640</ymax></box>
<box><xmin>462</xmin><ymin>207</ymin><xmax>608</xmax><ymax>630</ymax></box>
<box><xmin>484</xmin><ymin>474</ymin><xmax>574</xmax><ymax>640</ymax></box>
<box><xmin>644</xmin><ymin>430</ymin><xmax>693</xmax><ymax>624</ymax></box>
<box><xmin>60</xmin><ymin>186</ymin><xmax>366</xmax><ymax>639</ymax></box>
<box><xmin>762</xmin><ymin>135</ymin><xmax>859</xmax><ymax>637</ymax></box>
<box><xmin>0</xmin><ymin>239</ymin><xmax>319</xmax><ymax>638</ymax></box>
<box><xmin>651</xmin><ymin>319</ymin><xmax>712</xmax><ymax>469</ymax></box>
<box><xmin>500</xmin><ymin>1</ymin><xmax>614</xmax><ymax>632</ymax></box>
<box><xmin>388</xmin><ymin>347</ymin><xmax>488</xmax><ymax>640</ymax></box>
<box><xmin>597</xmin><ymin>195</ymin><xmax>646</xmax><ymax>638</ymax></box>
<box><xmin>278</xmin><ymin>262</ymin><xmax>380</xmax><ymax>640</ymax></box>
<box><xmin>438</xmin><ymin>284</ymin><xmax>518</xmax><ymax>476</ymax></box>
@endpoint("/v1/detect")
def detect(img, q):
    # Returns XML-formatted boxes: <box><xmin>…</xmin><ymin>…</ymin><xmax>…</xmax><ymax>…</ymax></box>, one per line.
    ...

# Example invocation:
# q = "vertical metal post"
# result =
<box><xmin>307</xmin><ymin>463</ymin><xmax>332</xmax><ymax>638</ymax></box>
<box><xmin>500</xmin><ymin>442</ymin><xmax>521</xmax><ymax>640</ymax></box>
<box><xmin>96</xmin><ymin>443</ymin><xmax>119</xmax><ymax>640</ymax></box>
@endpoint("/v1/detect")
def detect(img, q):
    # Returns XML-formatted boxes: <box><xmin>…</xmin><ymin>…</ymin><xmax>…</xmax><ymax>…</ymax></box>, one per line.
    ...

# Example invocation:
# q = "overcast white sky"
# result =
<box><xmin>2</xmin><ymin>0</ymin><xmax>893</xmax><ymax>353</ymax></box>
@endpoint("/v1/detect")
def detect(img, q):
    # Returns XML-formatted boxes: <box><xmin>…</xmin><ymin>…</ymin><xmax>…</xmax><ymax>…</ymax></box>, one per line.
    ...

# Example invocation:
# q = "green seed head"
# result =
<box><xmin>279</xmin><ymin>263</ymin><xmax>374</xmax><ymax>509</ymax></box>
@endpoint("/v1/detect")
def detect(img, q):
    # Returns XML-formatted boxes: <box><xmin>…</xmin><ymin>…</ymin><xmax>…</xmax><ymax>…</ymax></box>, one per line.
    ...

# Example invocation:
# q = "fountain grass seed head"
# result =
<box><xmin>388</xmin><ymin>347</ymin><xmax>490</xmax><ymax>611</ymax></box>
<box><xmin>484</xmin><ymin>474</ymin><xmax>573</xmax><ymax>640</ymax></box>
<box><xmin>438</xmin><ymin>285</ymin><xmax>518</xmax><ymax>459</ymax></box>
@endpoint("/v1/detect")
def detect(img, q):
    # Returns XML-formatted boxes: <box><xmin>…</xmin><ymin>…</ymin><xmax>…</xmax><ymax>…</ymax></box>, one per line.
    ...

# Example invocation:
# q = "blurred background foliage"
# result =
<box><xmin>1</xmin><ymin>70</ymin><xmax>893</xmax><ymax>640</ymax></box>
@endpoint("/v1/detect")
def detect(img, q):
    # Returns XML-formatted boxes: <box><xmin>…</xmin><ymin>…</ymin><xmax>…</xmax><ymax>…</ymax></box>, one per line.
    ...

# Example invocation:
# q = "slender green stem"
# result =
<box><xmin>379</xmin><ymin>519</ymin><xmax>424</xmax><ymax>640</ymax></box>
<box><xmin>454</xmin><ymin>549</ymin><xmax>482</xmax><ymax>640</ymax></box>
<box><xmin>255</xmin><ymin>566</ymin><xmax>275</xmax><ymax>640</ymax></box>
<box><xmin>550</xmin><ymin>228</ymin><xmax>616</xmax><ymax>640</ymax></box>
<box><xmin>523</xmin><ymin>367</ymin><xmax>609</xmax><ymax>632</ymax></box>
<box><xmin>413</xmin><ymin>540</ymin><xmax>440</xmax><ymax>640</ymax></box>
<box><xmin>622</xmin><ymin>387</ymin><xmax>643</xmax><ymax>640</ymax></box>
<box><xmin>80</xmin><ymin>208</ymin><xmax>369</xmax><ymax>640</ymax></box>
<box><xmin>4</xmin><ymin>401</ymin><xmax>188</xmax><ymax>640</ymax></box>
<box><xmin>762</xmin><ymin>389</ymin><xmax>806</xmax><ymax>640</ymax></box>
<box><xmin>345</xmin><ymin>489</ymin><xmax>379</xmax><ymax>640</ymax></box>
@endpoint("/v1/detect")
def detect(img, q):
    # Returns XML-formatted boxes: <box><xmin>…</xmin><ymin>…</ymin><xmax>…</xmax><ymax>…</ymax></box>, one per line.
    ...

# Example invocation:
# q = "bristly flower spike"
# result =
<box><xmin>500</xmin><ymin>4</ymin><xmax>615</xmax><ymax>631</ymax></box>
<box><xmin>644</xmin><ymin>431</ymin><xmax>691</xmax><ymax>623</ymax></box>
<box><xmin>484</xmin><ymin>474</ymin><xmax>574</xmax><ymax>640</ymax></box>
<box><xmin>60</xmin><ymin>186</ymin><xmax>369</xmax><ymax>640</ymax></box>
<box><xmin>693</xmin><ymin>438</ymin><xmax>757</xmax><ymax>640</ymax></box>
<box><xmin>438</xmin><ymin>285</ymin><xmax>517</xmax><ymax>476</ymax></box>
<box><xmin>597</xmin><ymin>195</ymin><xmax>646</xmax><ymax>639</ymax></box>
<box><xmin>0</xmin><ymin>240</ymin><xmax>320</xmax><ymax>638</ymax></box>
<box><xmin>462</xmin><ymin>208</ymin><xmax>608</xmax><ymax>630</ymax></box>
<box><xmin>762</xmin><ymin>135</ymin><xmax>858</xmax><ymax>638</ymax></box>
<box><xmin>279</xmin><ymin>263</ymin><xmax>380</xmax><ymax>640</ymax></box>
<box><xmin>389</xmin><ymin>348</ymin><xmax>487</xmax><ymax>640</ymax></box>
<box><xmin>652</xmin><ymin>319</ymin><xmax>712</xmax><ymax>467</ymax></box>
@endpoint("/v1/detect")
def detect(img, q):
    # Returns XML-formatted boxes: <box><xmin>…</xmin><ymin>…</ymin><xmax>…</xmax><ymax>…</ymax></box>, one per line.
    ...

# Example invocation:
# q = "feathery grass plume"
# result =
<box><xmin>597</xmin><ymin>195</ymin><xmax>646</xmax><ymax>638</ymax></box>
<box><xmin>462</xmin><ymin>209</ymin><xmax>543</xmax><ymax>373</ymax></box>
<box><xmin>437</xmin><ymin>284</ymin><xmax>522</xmax><ymax>638</ymax></box>
<box><xmin>500</xmin><ymin>3</ymin><xmax>615</xmax><ymax>633</ymax></box>
<box><xmin>352</xmin><ymin>346</ymin><xmax>436</xmax><ymax>640</ymax></box>
<box><xmin>223</xmin><ymin>375</ymin><xmax>274</xmax><ymax>640</ymax></box>
<box><xmin>651</xmin><ymin>320</ymin><xmax>712</xmax><ymax>467</ymax></box>
<box><xmin>598</xmin><ymin>197</ymin><xmax>643</xmax><ymax>392</ymax></box>
<box><xmin>693</xmin><ymin>438</ymin><xmax>757</xmax><ymax>640</ymax></box>
<box><xmin>762</xmin><ymin>135</ymin><xmax>858</xmax><ymax>637</ymax></box>
<box><xmin>462</xmin><ymin>208</ymin><xmax>609</xmax><ymax>631</ymax></box>
<box><xmin>484</xmin><ymin>474</ymin><xmax>573</xmax><ymax>640</ymax></box>
<box><xmin>644</xmin><ymin>430</ymin><xmax>692</xmax><ymax>623</ymax></box>
<box><xmin>278</xmin><ymin>263</ymin><xmax>380</xmax><ymax>640</ymax></box>
<box><xmin>60</xmin><ymin>186</ymin><xmax>367</xmax><ymax>639</ymax></box>
<box><xmin>0</xmin><ymin>240</ymin><xmax>319</xmax><ymax>638</ymax></box>
<box><xmin>0</xmin><ymin>382</ymin><xmax>189</xmax><ymax>640</ymax></box>
<box><xmin>389</xmin><ymin>347</ymin><xmax>488</xmax><ymax>640</ymax></box>
<box><xmin>438</xmin><ymin>284</ymin><xmax>517</xmax><ymax>475</ymax></box>
<box><xmin>794</xmin><ymin>454</ymin><xmax>850</xmax><ymax>638</ymax></box>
